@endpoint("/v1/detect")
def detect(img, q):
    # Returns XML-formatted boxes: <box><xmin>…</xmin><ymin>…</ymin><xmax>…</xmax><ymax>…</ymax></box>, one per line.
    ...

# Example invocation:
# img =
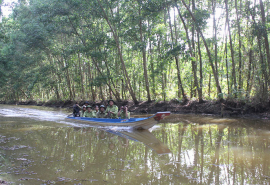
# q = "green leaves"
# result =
<box><xmin>0</xmin><ymin>0</ymin><xmax>269</xmax><ymax>102</ymax></box>
<box><xmin>165</xmin><ymin>44</ymin><xmax>186</xmax><ymax>58</ymax></box>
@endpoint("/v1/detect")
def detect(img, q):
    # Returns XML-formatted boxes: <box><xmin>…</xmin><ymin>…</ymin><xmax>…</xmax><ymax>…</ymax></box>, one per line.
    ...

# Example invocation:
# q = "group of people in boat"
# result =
<box><xmin>73</xmin><ymin>99</ymin><xmax>130</xmax><ymax>119</ymax></box>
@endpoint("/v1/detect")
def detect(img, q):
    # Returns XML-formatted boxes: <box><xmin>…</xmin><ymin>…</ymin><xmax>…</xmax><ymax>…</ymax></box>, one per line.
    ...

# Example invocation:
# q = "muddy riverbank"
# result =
<box><xmin>1</xmin><ymin>99</ymin><xmax>270</xmax><ymax>119</ymax></box>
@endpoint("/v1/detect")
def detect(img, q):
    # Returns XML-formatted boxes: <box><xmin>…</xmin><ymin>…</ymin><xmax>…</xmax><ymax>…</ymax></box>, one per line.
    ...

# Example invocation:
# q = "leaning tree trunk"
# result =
<box><xmin>67</xmin><ymin>9</ymin><xmax>122</xmax><ymax>102</ymax></box>
<box><xmin>167</xmin><ymin>1</ymin><xmax>187</xmax><ymax>100</ymax></box>
<box><xmin>98</xmin><ymin>0</ymin><xmax>138</xmax><ymax>104</ymax></box>
<box><xmin>175</xmin><ymin>1</ymin><xmax>203</xmax><ymax>102</ymax></box>
<box><xmin>181</xmin><ymin>0</ymin><xmax>222</xmax><ymax>97</ymax></box>
<box><xmin>212</xmin><ymin>0</ymin><xmax>218</xmax><ymax>76</ymax></box>
<box><xmin>91</xmin><ymin>57</ymin><xmax>121</xmax><ymax>101</ymax></box>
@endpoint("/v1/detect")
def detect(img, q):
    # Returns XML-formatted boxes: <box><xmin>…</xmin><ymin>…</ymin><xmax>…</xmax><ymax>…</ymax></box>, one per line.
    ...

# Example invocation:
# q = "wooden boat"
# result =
<box><xmin>67</xmin><ymin>111</ymin><xmax>171</xmax><ymax>130</ymax></box>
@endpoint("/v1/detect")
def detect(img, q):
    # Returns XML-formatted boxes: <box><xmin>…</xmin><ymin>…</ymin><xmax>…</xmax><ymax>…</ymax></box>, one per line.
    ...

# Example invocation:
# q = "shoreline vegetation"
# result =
<box><xmin>1</xmin><ymin>98</ymin><xmax>270</xmax><ymax>120</ymax></box>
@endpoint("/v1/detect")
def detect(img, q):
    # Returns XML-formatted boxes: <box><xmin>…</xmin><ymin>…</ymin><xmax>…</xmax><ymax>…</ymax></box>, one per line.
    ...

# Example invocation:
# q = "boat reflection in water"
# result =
<box><xmin>74</xmin><ymin>126</ymin><xmax>171</xmax><ymax>155</ymax></box>
<box><xmin>104</xmin><ymin>129</ymin><xmax>171</xmax><ymax>154</ymax></box>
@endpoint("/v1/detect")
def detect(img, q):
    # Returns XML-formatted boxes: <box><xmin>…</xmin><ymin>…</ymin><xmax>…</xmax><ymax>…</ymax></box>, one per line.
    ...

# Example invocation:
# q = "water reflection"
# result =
<box><xmin>0</xmin><ymin>105</ymin><xmax>270</xmax><ymax>184</ymax></box>
<box><xmin>101</xmin><ymin>129</ymin><xmax>171</xmax><ymax>154</ymax></box>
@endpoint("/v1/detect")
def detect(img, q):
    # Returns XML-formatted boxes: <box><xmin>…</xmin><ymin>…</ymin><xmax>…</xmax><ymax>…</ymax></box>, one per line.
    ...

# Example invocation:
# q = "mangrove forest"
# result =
<box><xmin>0</xmin><ymin>0</ymin><xmax>270</xmax><ymax>104</ymax></box>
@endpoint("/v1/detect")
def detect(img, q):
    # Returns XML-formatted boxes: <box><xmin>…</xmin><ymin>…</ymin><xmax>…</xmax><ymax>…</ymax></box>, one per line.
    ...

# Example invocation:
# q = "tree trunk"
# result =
<box><xmin>246</xmin><ymin>49</ymin><xmax>253</xmax><ymax>97</ymax></box>
<box><xmin>235</xmin><ymin>0</ymin><xmax>243</xmax><ymax>91</ymax></box>
<box><xmin>181</xmin><ymin>0</ymin><xmax>222</xmax><ymax>97</ymax></box>
<box><xmin>208</xmin><ymin>74</ymin><xmax>211</xmax><ymax>98</ymax></box>
<box><xmin>99</xmin><ymin>85</ymin><xmax>105</xmax><ymax>101</ymax></box>
<box><xmin>87</xmin><ymin>62</ymin><xmax>96</xmax><ymax>101</ymax></box>
<box><xmin>138</xmin><ymin>4</ymin><xmax>151</xmax><ymax>102</ymax></box>
<box><xmin>197</xmin><ymin>33</ymin><xmax>203</xmax><ymax>103</ymax></box>
<box><xmin>68</xmin><ymin>6</ymin><xmax>122</xmax><ymax>102</ymax></box>
<box><xmin>149</xmin><ymin>35</ymin><xmax>156</xmax><ymax>99</ymax></box>
<box><xmin>98</xmin><ymin>0</ymin><xmax>138</xmax><ymax>104</ymax></box>
<box><xmin>250</xmin><ymin>1</ymin><xmax>268</xmax><ymax>97</ymax></box>
<box><xmin>48</xmin><ymin>54</ymin><xmax>60</xmax><ymax>100</ymax></box>
<box><xmin>190</xmin><ymin>0</ymin><xmax>199</xmax><ymax>99</ymax></box>
<box><xmin>167</xmin><ymin>2</ymin><xmax>186</xmax><ymax>100</ymax></box>
<box><xmin>175</xmin><ymin>0</ymin><xmax>202</xmax><ymax>102</ymax></box>
<box><xmin>246</xmin><ymin>5</ymin><xmax>254</xmax><ymax>97</ymax></box>
<box><xmin>78</xmin><ymin>53</ymin><xmax>85</xmax><ymax>99</ymax></box>
<box><xmin>225</xmin><ymin>34</ymin><xmax>230</xmax><ymax>94</ymax></box>
<box><xmin>212</xmin><ymin>0</ymin><xmax>218</xmax><ymax>75</ymax></box>
<box><xmin>225</xmin><ymin>0</ymin><xmax>237</xmax><ymax>93</ymax></box>
<box><xmin>162</xmin><ymin>72</ymin><xmax>166</xmax><ymax>101</ymax></box>
<box><xmin>258</xmin><ymin>37</ymin><xmax>268</xmax><ymax>97</ymax></box>
<box><xmin>259</xmin><ymin>0</ymin><xmax>270</xmax><ymax>80</ymax></box>
<box><xmin>175</xmin><ymin>0</ymin><xmax>193</xmax><ymax>56</ymax></box>
<box><xmin>91</xmin><ymin>57</ymin><xmax>121</xmax><ymax>101</ymax></box>
<box><xmin>65</xmin><ymin>63</ymin><xmax>73</xmax><ymax>100</ymax></box>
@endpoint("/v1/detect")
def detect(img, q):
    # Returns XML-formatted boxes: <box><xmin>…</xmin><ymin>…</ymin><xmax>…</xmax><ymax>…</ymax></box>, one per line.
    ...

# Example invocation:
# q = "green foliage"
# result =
<box><xmin>0</xmin><ymin>0</ymin><xmax>269</xmax><ymax>103</ymax></box>
<box><xmin>193</xmin><ymin>9</ymin><xmax>210</xmax><ymax>29</ymax></box>
<box><xmin>165</xmin><ymin>44</ymin><xmax>186</xmax><ymax>59</ymax></box>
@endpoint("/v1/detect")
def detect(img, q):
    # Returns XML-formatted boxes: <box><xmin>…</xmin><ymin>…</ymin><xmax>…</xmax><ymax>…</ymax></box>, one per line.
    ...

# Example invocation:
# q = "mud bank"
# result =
<box><xmin>1</xmin><ymin>99</ymin><xmax>270</xmax><ymax>119</ymax></box>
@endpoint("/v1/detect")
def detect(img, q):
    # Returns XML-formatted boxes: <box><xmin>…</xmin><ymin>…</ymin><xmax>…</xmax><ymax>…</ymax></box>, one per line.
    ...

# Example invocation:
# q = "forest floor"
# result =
<box><xmin>2</xmin><ymin>98</ymin><xmax>270</xmax><ymax>120</ymax></box>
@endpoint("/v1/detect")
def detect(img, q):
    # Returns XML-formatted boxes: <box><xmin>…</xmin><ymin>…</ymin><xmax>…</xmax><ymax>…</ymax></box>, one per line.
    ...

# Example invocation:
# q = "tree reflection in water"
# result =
<box><xmin>0</xmin><ymin>114</ymin><xmax>270</xmax><ymax>184</ymax></box>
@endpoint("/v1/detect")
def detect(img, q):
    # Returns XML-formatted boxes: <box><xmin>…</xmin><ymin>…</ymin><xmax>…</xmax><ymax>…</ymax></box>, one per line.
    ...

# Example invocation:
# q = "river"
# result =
<box><xmin>0</xmin><ymin>104</ymin><xmax>269</xmax><ymax>184</ymax></box>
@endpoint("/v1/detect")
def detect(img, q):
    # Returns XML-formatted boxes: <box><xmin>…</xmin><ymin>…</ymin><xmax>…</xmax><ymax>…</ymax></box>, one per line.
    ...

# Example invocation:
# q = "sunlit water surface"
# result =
<box><xmin>0</xmin><ymin>104</ymin><xmax>270</xmax><ymax>185</ymax></box>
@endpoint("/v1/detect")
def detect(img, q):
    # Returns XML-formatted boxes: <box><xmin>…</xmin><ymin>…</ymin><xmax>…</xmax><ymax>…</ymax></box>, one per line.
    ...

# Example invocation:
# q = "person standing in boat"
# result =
<box><xmin>118</xmin><ymin>105</ymin><xmax>130</xmax><ymax>119</ymax></box>
<box><xmin>105</xmin><ymin>99</ymin><xmax>118</xmax><ymax>119</ymax></box>
<box><xmin>83</xmin><ymin>105</ymin><xmax>94</xmax><ymax>117</ymax></box>
<box><xmin>96</xmin><ymin>105</ymin><xmax>106</xmax><ymax>118</ymax></box>
<box><xmin>92</xmin><ymin>105</ymin><xmax>99</xmax><ymax>118</ymax></box>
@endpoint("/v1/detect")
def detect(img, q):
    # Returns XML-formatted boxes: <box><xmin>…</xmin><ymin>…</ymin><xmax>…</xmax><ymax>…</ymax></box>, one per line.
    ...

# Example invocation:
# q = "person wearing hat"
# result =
<box><xmin>96</xmin><ymin>105</ymin><xmax>106</xmax><ymax>118</ymax></box>
<box><xmin>92</xmin><ymin>105</ymin><xmax>99</xmax><ymax>118</ymax></box>
<box><xmin>83</xmin><ymin>105</ymin><xmax>94</xmax><ymax>117</ymax></box>
<box><xmin>118</xmin><ymin>105</ymin><xmax>130</xmax><ymax>119</ymax></box>
<box><xmin>105</xmin><ymin>99</ymin><xmax>118</xmax><ymax>119</ymax></box>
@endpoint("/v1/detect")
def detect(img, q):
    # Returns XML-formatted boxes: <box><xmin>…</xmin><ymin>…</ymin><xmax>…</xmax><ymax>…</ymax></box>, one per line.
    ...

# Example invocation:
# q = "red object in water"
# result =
<box><xmin>154</xmin><ymin>112</ymin><xmax>171</xmax><ymax>121</ymax></box>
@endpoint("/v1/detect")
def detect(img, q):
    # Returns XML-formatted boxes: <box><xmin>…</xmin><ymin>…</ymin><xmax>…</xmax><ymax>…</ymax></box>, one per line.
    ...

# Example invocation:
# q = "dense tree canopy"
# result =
<box><xmin>0</xmin><ymin>0</ymin><xmax>269</xmax><ymax>103</ymax></box>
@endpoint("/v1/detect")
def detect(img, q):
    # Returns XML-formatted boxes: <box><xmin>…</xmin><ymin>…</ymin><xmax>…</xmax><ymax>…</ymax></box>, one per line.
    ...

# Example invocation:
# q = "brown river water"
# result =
<box><xmin>0</xmin><ymin>105</ymin><xmax>270</xmax><ymax>185</ymax></box>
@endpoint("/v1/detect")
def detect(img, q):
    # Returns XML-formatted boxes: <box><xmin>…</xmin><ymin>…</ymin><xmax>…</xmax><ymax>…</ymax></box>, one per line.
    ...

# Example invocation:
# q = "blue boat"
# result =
<box><xmin>67</xmin><ymin>112</ymin><xmax>171</xmax><ymax>130</ymax></box>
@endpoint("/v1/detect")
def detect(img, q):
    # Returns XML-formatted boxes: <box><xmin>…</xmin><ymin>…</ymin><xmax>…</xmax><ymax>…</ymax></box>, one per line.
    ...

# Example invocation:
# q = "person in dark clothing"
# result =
<box><xmin>73</xmin><ymin>103</ymin><xmax>81</xmax><ymax>117</ymax></box>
